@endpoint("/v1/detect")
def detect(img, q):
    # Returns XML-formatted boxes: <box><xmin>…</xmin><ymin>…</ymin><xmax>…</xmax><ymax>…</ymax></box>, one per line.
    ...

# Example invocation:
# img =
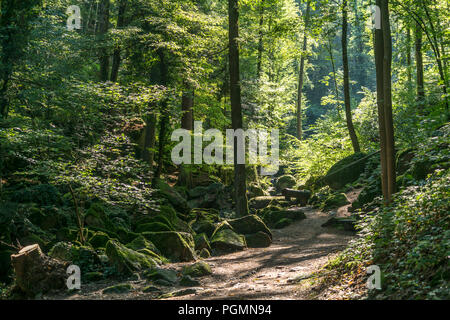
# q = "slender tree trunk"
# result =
<box><xmin>380</xmin><ymin>0</ymin><xmax>396</xmax><ymax>203</ymax></box>
<box><xmin>110</xmin><ymin>0</ymin><xmax>127</xmax><ymax>82</ymax></box>
<box><xmin>342</xmin><ymin>0</ymin><xmax>360</xmax><ymax>153</ymax></box>
<box><xmin>153</xmin><ymin>50</ymin><xmax>169</xmax><ymax>183</ymax></box>
<box><xmin>415</xmin><ymin>21</ymin><xmax>425</xmax><ymax>106</ymax></box>
<box><xmin>178</xmin><ymin>89</ymin><xmax>194</xmax><ymax>188</ymax></box>
<box><xmin>406</xmin><ymin>27</ymin><xmax>412</xmax><ymax>87</ymax></box>
<box><xmin>327</xmin><ymin>38</ymin><xmax>342</xmax><ymax>119</ymax></box>
<box><xmin>228</xmin><ymin>0</ymin><xmax>248</xmax><ymax>216</ymax></box>
<box><xmin>97</xmin><ymin>0</ymin><xmax>110</xmax><ymax>82</ymax></box>
<box><xmin>296</xmin><ymin>1</ymin><xmax>311</xmax><ymax>140</ymax></box>
<box><xmin>374</xmin><ymin>0</ymin><xmax>388</xmax><ymax>202</ymax></box>
<box><xmin>256</xmin><ymin>0</ymin><xmax>265</xmax><ymax>80</ymax></box>
<box><xmin>142</xmin><ymin>111</ymin><xmax>157</xmax><ymax>173</ymax></box>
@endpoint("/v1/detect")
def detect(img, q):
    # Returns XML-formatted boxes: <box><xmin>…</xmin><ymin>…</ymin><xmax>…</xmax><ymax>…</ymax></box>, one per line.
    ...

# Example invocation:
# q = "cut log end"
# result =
<box><xmin>10</xmin><ymin>243</ymin><xmax>68</xmax><ymax>296</ymax></box>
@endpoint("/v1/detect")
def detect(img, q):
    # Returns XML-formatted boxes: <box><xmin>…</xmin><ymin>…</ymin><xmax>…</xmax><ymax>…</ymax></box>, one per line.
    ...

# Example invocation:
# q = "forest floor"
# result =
<box><xmin>43</xmin><ymin>190</ymin><xmax>360</xmax><ymax>300</ymax></box>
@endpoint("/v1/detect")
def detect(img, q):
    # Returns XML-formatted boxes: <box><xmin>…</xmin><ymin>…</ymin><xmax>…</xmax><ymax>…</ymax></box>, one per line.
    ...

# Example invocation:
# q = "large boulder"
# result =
<box><xmin>125</xmin><ymin>236</ymin><xmax>163</xmax><ymax>262</ymax></box>
<box><xmin>154</xmin><ymin>178</ymin><xmax>188</xmax><ymax>213</ymax></box>
<box><xmin>194</xmin><ymin>233</ymin><xmax>211</xmax><ymax>252</ymax></box>
<box><xmin>144</xmin><ymin>267</ymin><xmax>178</xmax><ymax>284</ymax></box>
<box><xmin>276</xmin><ymin>175</ymin><xmax>296</xmax><ymax>191</ymax></box>
<box><xmin>320</xmin><ymin>193</ymin><xmax>350</xmax><ymax>211</ymax></box>
<box><xmin>89</xmin><ymin>231</ymin><xmax>110</xmax><ymax>249</ymax></box>
<box><xmin>210</xmin><ymin>229</ymin><xmax>247</xmax><ymax>253</ymax></box>
<box><xmin>188</xmin><ymin>208</ymin><xmax>221</xmax><ymax>238</ymax></box>
<box><xmin>247</xmin><ymin>184</ymin><xmax>267</xmax><ymax>199</ymax></box>
<box><xmin>182</xmin><ymin>261</ymin><xmax>212</xmax><ymax>277</ymax></box>
<box><xmin>105</xmin><ymin>240</ymin><xmax>158</xmax><ymax>274</ymax></box>
<box><xmin>227</xmin><ymin>215</ymin><xmax>272</xmax><ymax>240</ymax></box>
<box><xmin>48</xmin><ymin>242</ymin><xmax>100</xmax><ymax>270</ymax></box>
<box><xmin>248</xmin><ymin>196</ymin><xmax>287</xmax><ymax>210</ymax></box>
<box><xmin>324</xmin><ymin>152</ymin><xmax>368</xmax><ymax>190</ymax></box>
<box><xmin>244</xmin><ymin>232</ymin><xmax>272</xmax><ymax>248</ymax></box>
<box><xmin>141</xmin><ymin>231</ymin><xmax>196</xmax><ymax>262</ymax></box>
<box><xmin>259</xmin><ymin>207</ymin><xmax>306</xmax><ymax>228</ymax></box>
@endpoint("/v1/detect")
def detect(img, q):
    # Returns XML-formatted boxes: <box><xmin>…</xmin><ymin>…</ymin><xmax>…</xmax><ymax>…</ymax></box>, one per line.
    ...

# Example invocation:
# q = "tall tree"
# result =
<box><xmin>178</xmin><ymin>88</ymin><xmax>194</xmax><ymax>188</ymax></box>
<box><xmin>375</xmin><ymin>0</ymin><xmax>396</xmax><ymax>204</ymax></box>
<box><xmin>228</xmin><ymin>0</ymin><xmax>249</xmax><ymax>216</ymax></box>
<box><xmin>341</xmin><ymin>0</ymin><xmax>360</xmax><ymax>153</ymax></box>
<box><xmin>296</xmin><ymin>0</ymin><xmax>311</xmax><ymax>140</ymax></box>
<box><xmin>97</xmin><ymin>0</ymin><xmax>110</xmax><ymax>82</ymax></box>
<box><xmin>415</xmin><ymin>21</ymin><xmax>425</xmax><ymax>105</ymax></box>
<box><xmin>110</xmin><ymin>0</ymin><xmax>127</xmax><ymax>82</ymax></box>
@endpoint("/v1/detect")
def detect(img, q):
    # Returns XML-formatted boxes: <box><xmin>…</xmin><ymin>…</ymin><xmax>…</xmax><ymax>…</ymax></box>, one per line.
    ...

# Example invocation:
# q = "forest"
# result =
<box><xmin>0</xmin><ymin>0</ymin><xmax>448</xmax><ymax>301</ymax></box>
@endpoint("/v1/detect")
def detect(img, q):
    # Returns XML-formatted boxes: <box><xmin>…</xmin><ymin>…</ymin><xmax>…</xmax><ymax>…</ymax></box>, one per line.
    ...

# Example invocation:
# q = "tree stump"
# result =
<box><xmin>11</xmin><ymin>244</ymin><xmax>68</xmax><ymax>296</ymax></box>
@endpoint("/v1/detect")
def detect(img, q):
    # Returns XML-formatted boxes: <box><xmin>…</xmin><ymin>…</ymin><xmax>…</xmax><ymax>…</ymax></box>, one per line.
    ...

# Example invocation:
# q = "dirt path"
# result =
<box><xmin>46</xmin><ymin>192</ymin><xmax>358</xmax><ymax>300</ymax></box>
<box><xmin>167</xmin><ymin>207</ymin><xmax>354</xmax><ymax>300</ymax></box>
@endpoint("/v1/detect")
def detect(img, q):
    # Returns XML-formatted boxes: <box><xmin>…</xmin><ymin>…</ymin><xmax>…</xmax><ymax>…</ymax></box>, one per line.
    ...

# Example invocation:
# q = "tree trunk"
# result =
<box><xmin>296</xmin><ymin>1</ymin><xmax>311</xmax><ymax>140</ymax></box>
<box><xmin>406</xmin><ymin>27</ymin><xmax>412</xmax><ymax>87</ymax></box>
<box><xmin>380</xmin><ymin>0</ymin><xmax>396</xmax><ymax>203</ymax></box>
<box><xmin>110</xmin><ymin>0</ymin><xmax>127</xmax><ymax>82</ymax></box>
<box><xmin>374</xmin><ymin>0</ymin><xmax>388</xmax><ymax>202</ymax></box>
<box><xmin>11</xmin><ymin>244</ymin><xmax>68</xmax><ymax>296</ymax></box>
<box><xmin>342</xmin><ymin>0</ymin><xmax>360</xmax><ymax>153</ymax></box>
<box><xmin>179</xmin><ymin>89</ymin><xmax>194</xmax><ymax>188</ymax></box>
<box><xmin>97</xmin><ymin>0</ymin><xmax>110</xmax><ymax>82</ymax></box>
<box><xmin>153</xmin><ymin>50</ymin><xmax>169</xmax><ymax>183</ymax></box>
<box><xmin>256</xmin><ymin>0</ymin><xmax>265</xmax><ymax>80</ymax></box>
<box><xmin>415</xmin><ymin>21</ymin><xmax>425</xmax><ymax>106</ymax></box>
<box><xmin>143</xmin><ymin>111</ymin><xmax>157</xmax><ymax>173</ymax></box>
<box><xmin>228</xmin><ymin>0</ymin><xmax>248</xmax><ymax>216</ymax></box>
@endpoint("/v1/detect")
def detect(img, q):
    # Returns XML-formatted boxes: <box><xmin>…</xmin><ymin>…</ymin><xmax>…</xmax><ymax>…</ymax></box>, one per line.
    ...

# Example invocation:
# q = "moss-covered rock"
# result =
<box><xmin>244</xmin><ymin>232</ymin><xmax>272</xmax><ymax>248</ymax></box>
<box><xmin>273</xmin><ymin>218</ymin><xmax>293</xmax><ymax>229</ymax></box>
<box><xmin>259</xmin><ymin>208</ymin><xmax>306</xmax><ymax>227</ymax></box>
<box><xmin>182</xmin><ymin>261</ymin><xmax>212</xmax><ymax>277</ymax></box>
<box><xmin>276</xmin><ymin>175</ymin><xmax>296</xmax><ymax>191</ymax></box>
<box><xmin>227</xmin><ymin>215</ymin><xmax>272</xmax><ymax>239</ymax></box>
<box><xmin>125</xmin><ymin>235</ymin><xmax>159</xmax><ymax>254</ymax></box>
<box><xmin>141</xmin><ymin>231</ymin><xmax>196</xmax><ymax>262</ymax></box>
<box><xmin>154</xmin><ymin>178</ymin><xmax>188</xmax><ymax>213</ymax></box>
<box><xmin>105</xmin><ymin>240</ymin><xmax>158</xmax><ymax>274</ymax></box>
<box><xmin>144</xmin><ymin>267</ymin><xmax>178</xmax><ymax>284</ymax></box>
<box><xmin>103</xmin><ymin>283</ymin><xmax>133</xmax><ymax>294</ymax></box>
<box><xmin>211</xmin><ymin>229</ymin><xmax>246</xmax><ymax>253</ymax></box>
<box><xmin>211</xmin><ymin>221</ymin><xmax>234</xmax><ymax>239</ymax></box>
<box><xmin>49</xmin><ymin>242</ymin><xmax>100</xmax><ymax>272</ymax></box>
<box><xmin>48</xmin><ymin>242</ymin><xmax>73</xmax><ymax>261</ymax></box>
<box><xmin>191</xmin><ymin>220</ymin><xmax>216</xmax><ymax>238</ymax></box>
<box><xmin>247</xmin><ymin>185</ymin><xmax>267</xmax><ymax>199</ymax></box>
<box><xmin>187</xmin><ymin>208</ymin><xmax>221</xmax><ymax>223</ymax></box>
<box><xmin>324</xmin><ymin>152</ymin><xmax>368</xmax><ymax>190</ymax></box>
<box><xmin>320</xmin><ymin>193</ymin><xmax>350</xmax><ymax>211</ymax></box>
<box><xmin>194</xmin><ymin>233</ymin><xmax>211</xmax><ymax>252</ymax></box>
<box><xmin>89</xmin><ymin>232</ymin><xmax>110</xmax><ymax>249</ymax></box>
<box><xmin>248</xmin><ymin>196</ymin><xmax>287</xmax><ymax>210</ymax></box>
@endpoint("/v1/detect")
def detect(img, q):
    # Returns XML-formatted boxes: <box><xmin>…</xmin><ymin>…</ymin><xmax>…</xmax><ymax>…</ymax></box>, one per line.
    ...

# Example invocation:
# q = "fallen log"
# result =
<box><xmin>281</xmin><ymin>188</ymin><xmax>311</xmax><ymax>206</ymax></box>
<box><xmin>11</xmin><ymin>244</ymin><xmax>68</xmax><ymax>296</ymax></box>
